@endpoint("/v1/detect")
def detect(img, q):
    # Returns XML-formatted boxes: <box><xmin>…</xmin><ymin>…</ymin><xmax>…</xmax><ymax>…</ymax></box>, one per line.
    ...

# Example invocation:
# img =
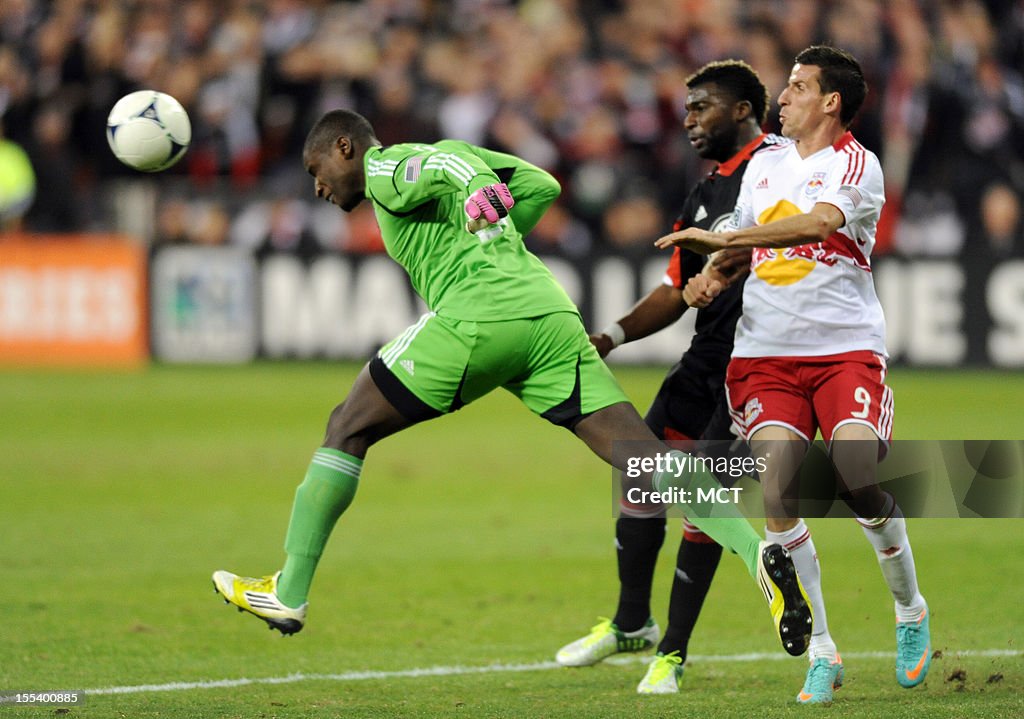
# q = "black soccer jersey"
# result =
<box><xmin>662</xmin><ymin>133</ymin><xmax>786</xmax><ymax>370</ymax></box>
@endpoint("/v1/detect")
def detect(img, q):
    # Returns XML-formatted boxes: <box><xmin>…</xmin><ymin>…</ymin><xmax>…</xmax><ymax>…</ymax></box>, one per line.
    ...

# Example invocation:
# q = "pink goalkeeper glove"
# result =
<box><xmin>464</xmin><ymin>183</ymin><xmax>515</xmax><ymax>225</ymax></box>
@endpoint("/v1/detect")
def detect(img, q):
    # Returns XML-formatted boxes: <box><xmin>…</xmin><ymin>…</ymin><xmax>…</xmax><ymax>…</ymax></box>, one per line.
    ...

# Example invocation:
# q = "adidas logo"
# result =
<box><xmin>400</xmin><ymin>359</ymin><xmax>415</xmax><ymax>375</ymax></box>
<box><xmin>756</xmin><ymin>177</ymin><xmax>769</xmax><ymax>189</ymax></box>
<box><xmin>694</xmin><ymin>205</ymin><xmax>708</xmax><ymax>222</ymax></box>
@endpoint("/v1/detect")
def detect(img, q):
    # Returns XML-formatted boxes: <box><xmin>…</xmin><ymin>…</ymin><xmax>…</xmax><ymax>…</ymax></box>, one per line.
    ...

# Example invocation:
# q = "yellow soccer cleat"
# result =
<box><xmin>212</xmin><ymin>570</ymin><xmax>307</xmax><ymax>635</ymax></box>
<box><xmin>637</xmin><ymin>651</ymin><xmax>685</xmax><ymax>694</ymax></box>
<box><xmin>555</xmin><ymin>617</ymin><xmax>660</xmax><ymax>667</ymax></box>
<box><xmin>756</xmin><ymin>541</ymin><xmax>813</xmax><ymax>656</ymax></box>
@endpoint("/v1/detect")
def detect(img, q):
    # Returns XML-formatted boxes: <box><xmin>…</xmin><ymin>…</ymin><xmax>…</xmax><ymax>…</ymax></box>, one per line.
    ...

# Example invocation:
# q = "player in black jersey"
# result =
<box><xmin>555</xmin><ymin>60</ymin><xmax>786</xmax><ymax>693</ymax></box>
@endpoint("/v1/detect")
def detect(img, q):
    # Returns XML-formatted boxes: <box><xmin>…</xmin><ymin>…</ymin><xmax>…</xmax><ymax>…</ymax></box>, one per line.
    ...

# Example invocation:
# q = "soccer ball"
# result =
<box><xmin>106</xmin><ymin>90</ymin><xmax>191</xmax><ymax>172</ymax></box>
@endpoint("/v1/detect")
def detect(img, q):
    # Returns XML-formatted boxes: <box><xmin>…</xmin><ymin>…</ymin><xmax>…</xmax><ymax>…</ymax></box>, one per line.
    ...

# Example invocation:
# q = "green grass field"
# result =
<box><xmin>2</xmin><ymin>364</ymin><xmax>1022</xmax><ymax>718</ymax></box>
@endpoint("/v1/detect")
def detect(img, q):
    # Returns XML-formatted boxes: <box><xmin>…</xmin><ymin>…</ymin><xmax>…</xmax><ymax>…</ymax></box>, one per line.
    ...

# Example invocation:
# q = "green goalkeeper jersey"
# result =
<box><xmin>363</xmin><ymin>140</ymin><xmax>578</xmax><ymax>321</ymax></box>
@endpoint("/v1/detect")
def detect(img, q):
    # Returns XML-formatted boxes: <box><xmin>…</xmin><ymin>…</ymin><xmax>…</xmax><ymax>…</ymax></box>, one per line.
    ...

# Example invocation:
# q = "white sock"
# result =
<box><xmin>766</xmin><ymin>520</ymin><xmax>837</xmax><ymax>661</ymax></box>
<box><xmin>858</xmin><ymin>497</ymin><xmax>926</xmax><ymax>623</ymax></box>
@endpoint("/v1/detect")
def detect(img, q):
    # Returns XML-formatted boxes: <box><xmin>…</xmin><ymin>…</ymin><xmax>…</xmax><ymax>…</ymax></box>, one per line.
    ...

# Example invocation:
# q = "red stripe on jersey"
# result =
<box><xmin>832</xmin><ymin>131</ymin><xmax>856</xmax><ymax>152</ymax></box>
<box><xmin>841</xmin><ymin>143</ymin><xmax>864</xmax><ymax>186</ymax></box>
<box><xmin>851</xmin><ymin>145</ymin><xmax>865</xmax><ymax>184</ymax></box>
<box><xmin>665</xmin><ymin>247</ymin><xmax>685</xmax><ymax>289</ymax></box>
<box><xmin>822</xmin><ymin>231</ymin><xmax>871</xmax><ymax>270</ymax></box>
<box><xmin>718</xmin><ymin>133</ymin><xmax>768</xmax><ymax>177</ymax></box>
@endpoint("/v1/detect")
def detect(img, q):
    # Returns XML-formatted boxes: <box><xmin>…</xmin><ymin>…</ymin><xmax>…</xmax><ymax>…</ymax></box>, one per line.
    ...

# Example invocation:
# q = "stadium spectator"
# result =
<box><xmin>155</xmin><ymin>196</ymin><xmax>231</xmax><ymax>247</ymax></box>
<box><xmin>155</xmin><ymin>197</ymin><xmax>192</xmax><ymax>246</ymax></box>
<box><xmin>23</xmin><ymin>102</ymin><xmax>81</xmax><ymax>232</ymax></box>
<box><xmin>0</xmin><ymin>0</ymin><xmax>1018</xmax><ymax>255</ymax></box>
<box><xmin>525</xmin><ymin>203</ymin><xmax>594</xmax><ymax>259</ymax></box>
<box><xmin>980</xmin><ymin>182</ymin><xmax>1022</xmax><ymax>257</ymax></box>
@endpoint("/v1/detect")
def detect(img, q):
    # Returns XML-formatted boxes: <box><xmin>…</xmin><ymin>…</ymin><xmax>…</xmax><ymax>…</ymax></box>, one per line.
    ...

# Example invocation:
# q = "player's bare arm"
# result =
<box><xmin>653</xmin><ymin>226</ymin><xmax>727</xmax><ymax>255</ymax></box>
<box><xmin>724</xmin><ymin>202</ymin><xmax>845</xmax><ymax>249</ymax></box>
<box><xmin>590</xmin><ymin>284</ymin><xmax>687</xmax><ymax>358</ymax></box>
<box><xmin>602</xmin><ymin>224</ymin><xmax>755</xmax><ymax>355</ymax></box>
<box><xmin>656</xmin><ymin>203</ymin><xmax>844</xmax><ymax>254</ymax></box>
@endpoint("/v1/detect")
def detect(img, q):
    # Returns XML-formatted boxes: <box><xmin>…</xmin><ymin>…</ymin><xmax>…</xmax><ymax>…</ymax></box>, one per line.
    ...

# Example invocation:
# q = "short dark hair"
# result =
<box><xmin>686</xmin><ymin>60</ymin><xmax>770</xmax><ymax>125</ymax></box>
<box><xmin>794</xmin><ymin>45</ymin><xmax>867</xmax><ymax>127</ymax></box>
<box><xmin>304</xmin><ymin>109</ymin><xmax>378</xmax><ymax>156</ymax></box>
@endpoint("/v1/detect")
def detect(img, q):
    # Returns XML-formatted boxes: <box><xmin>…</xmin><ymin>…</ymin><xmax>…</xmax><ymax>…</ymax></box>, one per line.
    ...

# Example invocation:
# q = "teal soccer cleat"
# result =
<box><xmin>896</xmin><ymin>605</ymin><xmax>931</xmax><ymax>688</ymax></box>
<box><xmin>796</xmin><ymin>655</ymin><xmax>844</xmax><ymax>704</ymax></box>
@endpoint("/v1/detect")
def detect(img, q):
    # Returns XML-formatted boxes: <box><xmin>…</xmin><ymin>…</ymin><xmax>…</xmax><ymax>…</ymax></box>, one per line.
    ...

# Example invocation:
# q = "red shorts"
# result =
<box><xmin>725</xmin><ymin>351</ymin><xmax>893</xmax><ymax>444</ymax></box>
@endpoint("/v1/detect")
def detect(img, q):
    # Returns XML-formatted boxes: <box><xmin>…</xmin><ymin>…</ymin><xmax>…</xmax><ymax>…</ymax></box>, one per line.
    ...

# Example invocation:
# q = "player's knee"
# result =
<box><xmin>840</xmin><ymin>485</ymin><xmax>887</xmax><ymax>519</ymax></box>
<box><xmin>323</xmin><ymin>401</ymin><xmax>375</xmax><ymax>454</ymax></box>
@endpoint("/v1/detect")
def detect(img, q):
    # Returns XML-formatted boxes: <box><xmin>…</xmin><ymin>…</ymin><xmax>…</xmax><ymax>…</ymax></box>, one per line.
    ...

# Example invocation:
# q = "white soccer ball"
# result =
<box><xmin>106</xmin><ymin>90</ymin><xmax>191</xmax><ymax>172</ymax></box>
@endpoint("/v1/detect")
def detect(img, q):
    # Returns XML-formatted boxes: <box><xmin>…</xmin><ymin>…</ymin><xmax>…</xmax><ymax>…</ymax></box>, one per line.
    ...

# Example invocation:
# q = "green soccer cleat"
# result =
<box><xmin>212</xmin><ymin>570</ymin><xmax>307</xmax><ymax>635</ymax></box>
<box><xmin>637</xmin><ymin>651</ymin><xmax>684</xmax><ymax>694</ymax></box>
<box><xmin>555</xmin><ymin>617</ymin><xmax>660</xmax><ymax>667</ymax></box>
<box><xmin>756</xmin><ymin>541</ymin><xmax>813</xmax><ymax>656</ymax></box>
<box><xmin>896</xmin><ymin>605</ymin><xmax>931</xmax><ymax>688</ymax></box>
<box><xmin>796</xmin><ymin>654</ymin><xmax>844</xmax><ymax>704</ymax></box>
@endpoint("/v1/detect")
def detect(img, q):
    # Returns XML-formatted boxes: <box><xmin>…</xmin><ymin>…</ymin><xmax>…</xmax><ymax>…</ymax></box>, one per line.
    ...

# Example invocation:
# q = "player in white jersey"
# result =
<box><xmin>657</xmin><ymin>46</ymin><xmax>930</xmax><ymax>705</ymax></box>
<box><xmin>729</xmin><ymin>130</ymin><xmax>887</xmax><ymax>360</ymax></box>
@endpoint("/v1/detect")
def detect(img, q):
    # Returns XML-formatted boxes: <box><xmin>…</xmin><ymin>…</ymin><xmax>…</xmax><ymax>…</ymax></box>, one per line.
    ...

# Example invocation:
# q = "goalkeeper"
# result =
<box><xmin>212</xmin><ymin>109</ymin><xmax>812</xmax><ymax>659</ymax></box>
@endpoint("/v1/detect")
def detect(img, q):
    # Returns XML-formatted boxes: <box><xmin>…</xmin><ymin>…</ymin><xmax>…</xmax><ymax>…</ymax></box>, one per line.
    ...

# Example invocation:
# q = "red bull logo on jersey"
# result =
<box><xmin>752</xmin><ymin>200</ymin><xmax>870</xmax><ymax>286</ymax></box>
<box><xmin>753</xmin><ymin>239</ymin><xmax>869</xmax><ymax>285</ymax></box>
<box><xmin>804</xmin><ymin>171</ymin><xmax>827</xmax><ymax>197</ymax></box>
<box><xmin>752</xmin><ymin>247</ymin><xmax>816</xmax><ymax>285</ymax></box>
<box><xmin>752</xmin><ymin>200</ymin><xmax>816</xmax><ymax>285</ymax></box>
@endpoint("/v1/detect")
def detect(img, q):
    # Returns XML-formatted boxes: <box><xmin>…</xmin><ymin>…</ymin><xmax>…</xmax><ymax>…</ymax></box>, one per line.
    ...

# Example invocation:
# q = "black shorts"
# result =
<box><xmin>643</xmin><ymin>353</ymin><xmax>732</xmax><ymax>441</ymax></box>
<box><xmin>644</xmin><ymin>353</ymin><xmax>750</xmax><ymax>486</ymax></box>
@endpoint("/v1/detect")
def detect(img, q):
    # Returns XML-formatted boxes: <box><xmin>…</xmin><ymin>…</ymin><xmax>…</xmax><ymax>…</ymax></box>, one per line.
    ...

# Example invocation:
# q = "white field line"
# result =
<box><xmin>85</xmin><ymin>649</ymin><xmax>1022</xmax><ymax>696</ymax></box>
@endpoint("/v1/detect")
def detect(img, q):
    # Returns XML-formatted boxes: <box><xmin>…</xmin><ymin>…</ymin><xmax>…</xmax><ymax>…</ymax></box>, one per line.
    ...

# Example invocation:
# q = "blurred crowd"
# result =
<box><xmin>1</xmin><ymin>0</ymin><xmax>1023</xmax><ymax>258</ymax></box>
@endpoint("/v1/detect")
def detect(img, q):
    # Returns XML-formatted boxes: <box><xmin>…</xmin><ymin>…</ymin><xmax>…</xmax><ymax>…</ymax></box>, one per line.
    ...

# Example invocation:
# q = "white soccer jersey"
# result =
<box><xmin>730</xmin><ymin>131</ymin><xmax>887</xmax><ymax>357</ymax></box>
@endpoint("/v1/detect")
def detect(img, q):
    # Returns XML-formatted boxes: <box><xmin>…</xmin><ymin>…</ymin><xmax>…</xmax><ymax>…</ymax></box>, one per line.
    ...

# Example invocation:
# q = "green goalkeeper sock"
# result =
<box><xmin>653</xmin><ymin>451</ymin><xmax>761</xmax><ymax>578</ymax></box>
<box><xmin>278</xmin><ymin>448</ymin><xmax>361</xmax><ymax>608</ymax></box>
<box><xmin>683</xmin><ymin>516</ymin><xmax>761</xmax><ymax>578</ymax></box>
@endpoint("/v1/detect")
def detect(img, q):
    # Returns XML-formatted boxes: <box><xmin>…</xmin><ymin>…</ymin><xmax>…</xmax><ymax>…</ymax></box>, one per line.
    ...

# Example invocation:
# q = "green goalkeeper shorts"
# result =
<box><xmin>368</xmin><ymin>310</ymin><xmax>629</xmax><ymax>428</ymax></box>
